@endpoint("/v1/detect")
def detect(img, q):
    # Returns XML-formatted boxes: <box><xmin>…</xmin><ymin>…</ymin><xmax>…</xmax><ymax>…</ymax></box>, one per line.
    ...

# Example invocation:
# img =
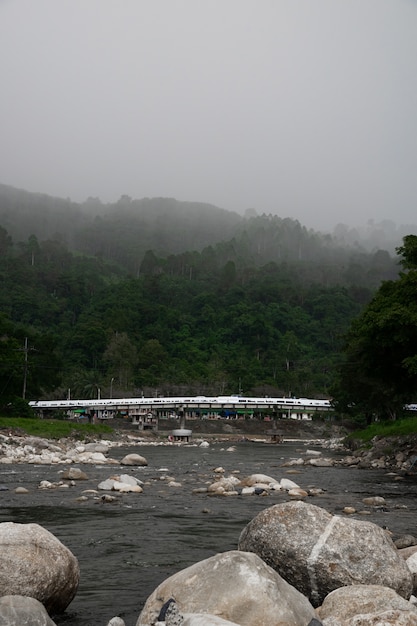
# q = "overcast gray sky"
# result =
<box><xmin>1</xmin><ymin>0</ymin><xmax>416</xmax><ymax>231</ymax></box>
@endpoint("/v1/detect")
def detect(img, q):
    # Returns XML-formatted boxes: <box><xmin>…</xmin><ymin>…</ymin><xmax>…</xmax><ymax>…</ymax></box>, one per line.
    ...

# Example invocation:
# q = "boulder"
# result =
<box><xmin>208</xmin><ymin>475</ymin><xmax>240</xmax><ymax>493</ymax></box>
<box><xmin>238</xmin><ymin>501</ymin><xmax>413</xmax><ymax>607</ymax></box>
<box><xmin>319</xmin><ymin>584</ymin><xmax>417</xmax><ymax>626</ymax></box>
<box><xmin>183</xmin><ymin>615</ymin><xmax>240</xmax><ymax>625</ymax></box>
<box><xmin>242</xmin><ymin>473</ymin><xmax>279</xmax><ymax>487</ymax></box>
<box><xmin>120</xmin><ymin>453</ymin><xmax>148</xmax><ymax>466</ymax></box>
<box><xmin>61</xmin><ymin>467</ymin><xmax>88</xmax><ymax>480</ymax></box>
<box><xmin>77</xmin><ymin>451</ymin><xmax>108</xmax><ymax>464</ymax></box>
<box><xmin>156</xmin><ymin>598</ymin><xmax>240</xmax><ymax>626</ymax></box>
<box><xmin>84</xmin><ymin>442</ymin><xmax>110</xmax><ymax>453</ymax></box>
<box><xmin>400</xmin><ymin>546</ymin><xmax>417</xmax><ymax>560</ymax></box>
<box><xmin>97</xmin><ymin>477</ymin><xmax>143</xmax><ymax>493</ymax></box>
<box><xmin>362</xmin><ymin>496</ymin><xmax>386</xmax><ymax>506</ymax></box>
<box><xmin>280</xmin><ymin>477</ymin><xmax>301</xmax><ymax>490</ymax></box>
<box><xmin>136</xmin><ymin>550</ymin><xmax>316</xmax><ymax>626</ymax></box>
<box><xmin>288</xmin><ymin>488</ymin><xmax>308</xmax><ymax>499</ymax></box>
<box><xmin>407</xmin><ymin>553</ymin><xmax>417</xmax><ymax>593</ymax></box>
<box><xmin>119</xmin><ymin>474</ymin><xmax>143</xmax><ymax>486</ymax></box>
<box><xmin>0</xmin><ymin>595</ymin><xmax>57</xmax><ymax>626</ymax></box>
<box><xmin>0</xmin><ymin>522</ymin><xmax>80</xmax><ymax>614</ymax></box>
<box><xmin>98</xmin><ymin>478</ymin><xmax>117</xmax><ymax>490</ymax></box>
<box><xmin>307</xmin><ymin>458</ymin><xmax>334</xmax><ymax>467</ymax></box>
<box><xmin>396</xmin><ymin>535</ymin><xmax>417</xmax><ymax>550</ymax></box>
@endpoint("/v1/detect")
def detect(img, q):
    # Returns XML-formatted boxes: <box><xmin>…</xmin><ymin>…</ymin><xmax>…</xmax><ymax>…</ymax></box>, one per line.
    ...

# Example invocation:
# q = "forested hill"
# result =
<box><xmin>0</xmin><ymin>182</ymin><xmax>407</xmax><ymax>412</ymax></box>
<box><xmin>0</xmin><ymin>183</ymin><xmax>409</xmax><ymax>275</ymax></box>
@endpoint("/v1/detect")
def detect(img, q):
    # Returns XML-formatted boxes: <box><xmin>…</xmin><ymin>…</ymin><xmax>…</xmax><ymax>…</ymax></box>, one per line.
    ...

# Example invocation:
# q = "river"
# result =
<box><xmin>1</xmin><ymin>439</ymin><xmax>417</xmax><ymax>626</ymax></box>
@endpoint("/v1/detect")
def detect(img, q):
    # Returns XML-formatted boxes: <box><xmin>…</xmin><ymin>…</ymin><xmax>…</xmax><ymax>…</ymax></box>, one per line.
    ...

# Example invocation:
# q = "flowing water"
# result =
<box><xmin>1</xmin><ymin>439</ymin><xmax>417</xmax><ymax>626</ymax></box>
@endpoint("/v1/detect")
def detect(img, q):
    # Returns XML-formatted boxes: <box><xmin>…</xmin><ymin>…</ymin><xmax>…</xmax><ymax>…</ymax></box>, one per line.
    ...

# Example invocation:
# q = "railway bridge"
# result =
<box><xmin>29</xmin><ymin>395</ymin><xmax>332</xmax><ymax>426</ymax></box>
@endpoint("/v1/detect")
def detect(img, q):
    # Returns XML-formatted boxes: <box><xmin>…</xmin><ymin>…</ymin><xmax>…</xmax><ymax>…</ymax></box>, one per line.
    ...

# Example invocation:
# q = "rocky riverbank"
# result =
<box><xmin>1</xmin><ymin>418</ymin><xmax>417</xmax><ymax>474</ymax></box>
<box><xmin>1</xmin><ymin>422</ymin><xmax>417</xmax><ymax>626</ymax></box>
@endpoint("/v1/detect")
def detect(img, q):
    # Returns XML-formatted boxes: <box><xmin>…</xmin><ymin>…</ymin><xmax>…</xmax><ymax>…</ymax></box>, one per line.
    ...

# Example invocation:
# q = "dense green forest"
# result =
<box><xmin>0</xmin><ymin>184</ymin><xmax>405</xmax><ymax>414</ymax></box>
<box><xmin>333</xmin><ymin>235</ymin><xmax>417</xmax><ymax>421</ymax></box>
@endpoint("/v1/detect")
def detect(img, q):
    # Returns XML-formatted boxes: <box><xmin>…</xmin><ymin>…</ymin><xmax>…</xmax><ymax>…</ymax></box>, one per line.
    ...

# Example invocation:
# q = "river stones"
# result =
<box><xmin>207</xmin><ymin>475</ymin><xmax>241</xmax><ymax>494</ymax></box>
<box><xmin>0</xmin><ymin>522</ymin><xmax>80</xmax><ymax>614</ymax></box>
<box><xmin>98</xmin><ymin>475</ymin><xmax>144</xmax><ymax>492</ymax></box>
<box><xmin>83</xmin><ymin>442</ymin><xmax>110</xmax><ymax>453</ymax></box>
<box><xmin>120</xmin><ymin>453</ymin><xmax>148</xmax><ymax>466</ymax></box>
<box><xmin>318</xmin><ymin>584</ymin><xmax>417</xmax><ymax>625</ymax></box>
<box><xmin>0</xmin><ymin>595</ymin><xmax>57</xmax><ymax>626</ymax></box>
<box><xmin>15</xmin><ymin>486</ymin><xmax>29</xmax><ymax>493</ymax></box>
<box><xmin>136</xmin><ymin>550</ymin><xmax>316</xmax><ymax>626</ymax></box>
<box><xmin>406</xmin><ymin>553</ymin><xmax>417</xmax><ymax>593</ymax></box>
<box><xmin>238</xmin><ymin>501</ymin><xmax>413</xmax><ymax>607</ymax></box>
<box><xmin>61</xmin><ymin>467</ymin><xmax>88</xmax><ymax>480</ymax></box>
<box><xmin>241</xmin><ymin>473</ymin><xmax>280</xmax><ymax>487</ymax></box>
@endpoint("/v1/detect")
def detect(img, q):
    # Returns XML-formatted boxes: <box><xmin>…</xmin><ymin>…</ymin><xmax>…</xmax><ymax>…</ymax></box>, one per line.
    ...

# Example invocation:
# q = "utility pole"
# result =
<box><xmin>18</xmin><ymin>337</ymin><xmax>37</xmax><ymax>399</ymax></box>
<box><xmin>22</xmin><ymin>337</ymin><xmax>29</xmax><ymax>400</ymax></box>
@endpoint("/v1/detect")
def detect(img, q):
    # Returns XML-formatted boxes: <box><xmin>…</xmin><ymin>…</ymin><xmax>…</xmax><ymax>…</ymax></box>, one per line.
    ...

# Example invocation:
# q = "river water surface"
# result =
<box><xmin>1</xmin><ymin>439</ymin><xmax>417</xmax><ymax>626</ymax></box>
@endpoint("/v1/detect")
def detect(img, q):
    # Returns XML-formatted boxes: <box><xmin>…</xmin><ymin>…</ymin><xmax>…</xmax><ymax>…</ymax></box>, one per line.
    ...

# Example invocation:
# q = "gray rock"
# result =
<box><xmin>407</xmin><ymin>553</ymin><xmax>417</xmax><ymax>594</ymax></box>
<box><xmin>0</xmin><ymin>522</ymin><xmax>80</xmax><ymax>614</ymax></box>
<box><xmin>24</xmin><ymin>436</ymin><xmax>50</xmax><ymax>450</ymax></box>
<box><xmin>84</xmin><ymin>442</ymin><xmax>110</xmax><ymax>453</ymax></box>
<box><xmin>120</xmin><ymin>453</ymin><xmax>148</xmax><ymax>466</ymax></box>
<box><xmin>183</xmin><ymin>615</ymin><xmax>240</xmax><ymax>625</ymax></box>
<box><xmin>61</xmin><ymin>467</ymin><xmax>88</xmax><ymax>480</ymax></box>
<box><xmin>396</xmin><ymin>535</ymin><xmax>417</xmax><ymax>550</ymax></box>
<box><xmin>238</xmin><ymin>501</ymin><xmax>413</xmax><ymax>607</ymax></box>
<box><xmin>14</xmin><ymin>486</ymin><xmax>29</xmax><ymax>493</ymax></box>
<box><xmin>98</xmin><ymin>478</ymin><xmax>117</xmax><ymax>490</ymax></box>
<box><xmin>119</xmin><ymin>473</ymin><xmax>143</xmax><ymax>486</ymax></box>
<box><xmin>400</xmin><ymin>546</ymin><xmax>417</xmax><ymax>561</ymax></box>
<box><xmin>136</xmin><ymin>550</ymin><xmax>316</xmax><ymax>626</ymax></box>
<box><xmin>319</xmin><ymin>584</ymin><xmax>417</xmax><ymax>626</ymax></box>
<box><xmin>0</xmin><ymin>595</ymin><xmax>57</xmax><ymax>625</ymax></box>
<box><xmin>362</xmin><ymin>496</ymin><xmax>386</xmax><ymax>506</ymax></box>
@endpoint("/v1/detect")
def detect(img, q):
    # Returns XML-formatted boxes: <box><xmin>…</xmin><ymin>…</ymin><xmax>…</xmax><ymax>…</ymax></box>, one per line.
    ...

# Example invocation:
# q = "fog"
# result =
<box><xmin>1</xmin><ymin>0</ymin><xmax>416</xmax><ymax>231</ymax></box>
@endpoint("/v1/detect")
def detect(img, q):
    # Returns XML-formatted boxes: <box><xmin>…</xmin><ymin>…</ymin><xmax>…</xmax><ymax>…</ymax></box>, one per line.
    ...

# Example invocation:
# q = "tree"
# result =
<box><xmin>102</xmin><ymin>332</ymin><xmax>138</xmax><ymax>391</ymax></box>
<box><xmin>332</xmin><ymin>235</ymin><xmax>417</xmax><ymax>420</ymax></box>
<box><xmin>396</xmin><ymin>234</ymin><xmax>417</xmax><ymax>270</ymax></box>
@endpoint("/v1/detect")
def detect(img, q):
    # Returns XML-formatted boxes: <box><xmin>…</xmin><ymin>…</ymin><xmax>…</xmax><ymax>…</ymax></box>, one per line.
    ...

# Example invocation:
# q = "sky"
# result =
<box><xmin>0</xmin><ymin>0</ymin><xmax>416</xmax><ymax>231</ymax></box>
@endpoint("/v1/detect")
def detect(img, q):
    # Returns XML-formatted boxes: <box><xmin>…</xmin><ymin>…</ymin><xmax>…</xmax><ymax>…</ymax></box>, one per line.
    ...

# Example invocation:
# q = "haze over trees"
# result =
<box><xmin>0</xmin><ymin>184</ymin><xmax>411</xmax><ymax>419</ymax></box>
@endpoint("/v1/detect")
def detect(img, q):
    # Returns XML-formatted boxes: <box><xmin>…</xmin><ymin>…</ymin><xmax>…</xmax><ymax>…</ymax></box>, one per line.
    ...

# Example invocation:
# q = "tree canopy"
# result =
<box><xmin>0</xmin><ymin>185</ymin><xmax>410</xmax><ymax>415</ymax></box>
<box><xmin>332</xmin><ymin>235</ymin><xmax>417</xmax><ymax>421</ymax></box>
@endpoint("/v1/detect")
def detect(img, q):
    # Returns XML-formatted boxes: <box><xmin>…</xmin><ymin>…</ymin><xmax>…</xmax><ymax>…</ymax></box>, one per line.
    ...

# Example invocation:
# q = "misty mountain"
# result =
<box><xmin>0</xmin><ymin>183</ymin><xmax>410</xmax><ymax>280</ymax></box>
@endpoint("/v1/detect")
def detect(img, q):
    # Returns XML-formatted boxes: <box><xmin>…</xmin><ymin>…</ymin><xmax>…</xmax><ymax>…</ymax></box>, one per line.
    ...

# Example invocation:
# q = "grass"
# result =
<box><xmin>347</xmin><ymin>415</ymin><xmax>417</xmax><ymax>443</ymax></box>
<box><xmin>0</xmin><ymin>417</ymin><xmax>113</xmax><ymax>439</ymax></box>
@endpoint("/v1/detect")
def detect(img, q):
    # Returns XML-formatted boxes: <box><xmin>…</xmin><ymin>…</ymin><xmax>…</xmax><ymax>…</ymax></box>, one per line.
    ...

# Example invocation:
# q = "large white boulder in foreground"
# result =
<box><xmin>0</xmin><ymin>522</ymin><xmax>80</xmax><ymax>614</ymax></box>
<box><xmin>136</xmin><ymin>550</ymin><xmax>316</xmax><ymax>626</ymax></box>
<box><xmin>238</xmin><ymin>501</ymin><xmax>413</xmax><ymax>607</ymax></box>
